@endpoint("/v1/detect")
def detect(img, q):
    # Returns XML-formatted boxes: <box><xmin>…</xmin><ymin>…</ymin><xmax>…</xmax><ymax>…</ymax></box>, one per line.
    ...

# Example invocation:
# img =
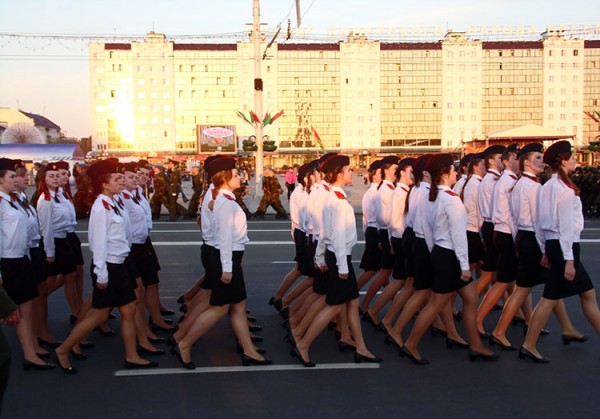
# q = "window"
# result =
<box><xmin>573</xmin><ymin>49</ymin><xmax>579</xmax><ymax>56</ymax></box>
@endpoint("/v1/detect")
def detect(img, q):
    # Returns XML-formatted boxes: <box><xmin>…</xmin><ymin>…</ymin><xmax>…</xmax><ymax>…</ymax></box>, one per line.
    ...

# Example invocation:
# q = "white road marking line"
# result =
<box><xmin>75</xmin><ymin>229</ymin><xmax>292</xmax><ymax>234</ymax></box>
<box><xmin>115</xmin><ymin>362</ymin><xmax>379</xmax><ymax>376</ymax></box>
<box><xmin>272</xmin><ymin>260</ymin><xmax>361</xmax><ymax>264</ymax></box>
<box><xmin>80</xmin><ymin>241</ymin><xmax>368</xmax><ymax>247</ymax></box>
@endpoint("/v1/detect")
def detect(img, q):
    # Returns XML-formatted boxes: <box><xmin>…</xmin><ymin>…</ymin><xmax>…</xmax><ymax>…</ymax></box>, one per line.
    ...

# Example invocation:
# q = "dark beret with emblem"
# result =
<box><xmin>398</xmin><ymin>157</ymin><xmax>415</xmax><ymax>171</ymax></box>
<box><xmin>368</xmin><ymin>159</ymin><xmax>383</xmax><ymax>172</ymax></box>
<box><xmin>380</xmin><ymin>156</ymin><xmax>399</xmax><ymax>167</ymax></box>
<box><xmin>137</xmin><ymin>159</ymin><xmax>151</xmax><ymax>169</ymax></box>
<box><xmin>413</xmin><ymin>154</ymin><xmax>432</xmax><ymax>178</ymax></box>
<box><xmin>320</xmin><ymin>154</ymin><xmax>350</xmax><ymax>174</ymax></box>
<box><xmin>518</xmin><ymin>143</ymin><xmax>544</xmax><ymax>158</ymax></box>
<box><xmin>502</xmin><ymin>143</ymin><xmax>519</xmax><ymax>160</ymax></box>
<box><xmin>317</xmin><ymin>152</ymin><xmax>338</xmax><ymax>171</ymax></box>
<box><xmin>51</xmin><ymin>160</ymin><xmax>70</xmax><ymax>171</ymax></box>
<box><xmin>543</xmin><ymin>140</ymin><xmax>572</xmax><ymax>165</ymax></box>
<box><xmin>427</xmin><ymin>154</ymin><xmax>454</xmax><ymax>175</ymax></box>
<box><xmin>87</xmin><ymin>159</ymin><xmax>120</xmax><ymax>180</ymax></box>
<box><xmin>123</xmin><ymin>162</ymin><xmax>138</xmax><ymax>172</ymax></box>
<box><xmin>205</xmin><ymin>155</ymin><xmax>237</xmax><ymax>178</ymax></box>
<box><xmin>459</xmin><ymin>153</ymin><xmax>475</xmax><ymax>167</ymax></box>
<box><xmin>482</xmin><ymin>145</ymin><xmax>506</xmax><ymax>159</ymax></box>
<box><xmin>297</xmin><ymin>163</ymin><xmax>312</xmax><ymax>182</ymax></box>
<box><xmin>0</xmin><ymin>158</ymin><xmax>18</xmax><ymax>171</ymax></box>
<box><xmin>12</xmin><ymin>159</ymin><xmax>26</xmax><ymax>170</ymax></box>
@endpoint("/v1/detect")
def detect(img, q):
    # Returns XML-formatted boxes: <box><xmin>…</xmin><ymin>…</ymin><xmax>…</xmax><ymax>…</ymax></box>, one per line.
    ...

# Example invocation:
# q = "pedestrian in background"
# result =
<box><xmin>285</xmin><ymin>167</ymin><xmax>297</xmax><ymax>200</ymax></box>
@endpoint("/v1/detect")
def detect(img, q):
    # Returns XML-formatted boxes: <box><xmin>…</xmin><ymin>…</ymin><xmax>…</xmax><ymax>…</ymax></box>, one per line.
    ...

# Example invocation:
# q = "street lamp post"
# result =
<box><xmin>252</xmin><ymin>0</ymin><xmax>264</xmax><ymax>196</ymax></box>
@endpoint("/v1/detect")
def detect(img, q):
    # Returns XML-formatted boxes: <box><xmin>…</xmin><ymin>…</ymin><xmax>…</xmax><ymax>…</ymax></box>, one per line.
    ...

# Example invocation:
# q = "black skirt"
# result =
<box><xmin>29</xmin><ymin>246</ymin><xmax>48</xmax><ymax>284</ymax></box>
<box><xmin>293</xmin><ymin>228</ymin><xmax>306</xmax><ymax>264</ymax></box>
<box><xmin>325</xmin><ymin>250</ymin><xmax>359</xmax><ymax>306</ymax></box>
<box><xmin>299</xmin><ymin>232</ymin><xmax>315</xmax><ymax>277</ymax></box>
<box><xmin>311</xmin><ymin>239</ymin><xmax>329</xmax><ymax>295</ymax></box>
<box><xmin>66</xmin><ymin>232</ymin><xmax>84</xmax><ymax>266</ymax></box>
<box><xmin>209</xmin><ymin>250</ymin><xmax>247</xmax><ymax>306</ymax></box>
<box><xmin>515</xmin><ymin>230</ymin><xmax>546</xmax><ymax>288</ymax></box>
<box><xmin>431</xmin><ymin>245</ymin><xmax>472</xmax><ymax>294</ymax></box>
<box><xmin>145</xmin><ymin>237</ymin><xmax>161</xmax><ymax>271</ymax></box>
<box><xmin>378</xmin><ymin>229</ymin><xmax>395</xmax><ymax>269</ymax></box>
<box><xmin>391</xmin><ymin>236</ymin><xmax>406</xmax><ymax>280</ymax></box>
<box><xmin>494</xmin><ymin>231</ymin><xmax>517</xmax><ymax>283</ymax></box>
<box><xmin>359</xmin><ymin>226</ymin><xmax>381</xmax><ymax>272</ymax></box>
<box><xmin>412</xmin><ymin>237</ymin><xmax>433</xmax><ymax>290</ymax></box>
<box><xmin>91</xmin><ymin>262</ymin><xmax>136</xmax><ymax>309</ymax></box>
<box><xmin>480</xmin><ymin>221</ymin><xmax>497</xmax><ymax>272</ymax></box>
<box><xmin>130</xmin><ymin>241</ymin><xmax>160</xmax><ymax>287</ymax></box>
<box><xmin>402</xmin><ymin>227</ymin><xmax>416</xmax><ymax>277</ymax></box>
<box><xmin>199</xmin><ymin>244</ymin><xmax>215</xmax><ymax>290</ymax></box>
<box><xmin>542</xmin><ymin>241</ymin><xmax>593</xmax><ymax>300</ymax></box>
<box><xmin>1</xmin><ymin>256</ymin><xmax>39</xmax><ymax>305</ymax></box>
<box><xmin>467</xmin><ymin>231</ymin><xmax>484</xmax><ymax>264</ymax></box>
<box><xmin>46</xmin><ymin>237</ymin><xmax>76</xmax><ymax>276</ymax></box>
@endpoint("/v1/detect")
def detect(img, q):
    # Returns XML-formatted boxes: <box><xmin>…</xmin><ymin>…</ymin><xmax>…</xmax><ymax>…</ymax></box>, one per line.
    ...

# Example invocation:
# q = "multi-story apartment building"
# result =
<box><xmin>89</xmin><ymin>28</ymin><xmax>600</xmax><ymax>163</ymax></box>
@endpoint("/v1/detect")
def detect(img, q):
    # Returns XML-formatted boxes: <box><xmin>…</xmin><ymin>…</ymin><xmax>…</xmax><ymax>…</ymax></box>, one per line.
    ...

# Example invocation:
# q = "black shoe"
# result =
<box><xmin>148</xmin><ymin>336</ymin><xmax>166</xmax><ymax>344</ymax></box>
<box><xmin>247</xmin><ymin>315</ymin><xmax>257</xmax><ymax>323</ymax></box>
<box><xmin>468</xmin><ymin>349</ymin><xmax>499</xmax><ymax>362</ymax></box>
<box><xmin>523</xmin><ymin>325</ymin><xmax>550</xmax><ymax>336</ymax></box>
<box><xmin>36</xmin><ymin>352</ymin><xmax>50</xmax><ymax>359</ymax></box>
<box><xmin>453</xmin><ymin>311</ymin><xmax>463</xmax><ymax>322</ymax></box>
<box><xmin>399</xmin><ymin>346</ymin><xmax>429</xmax><ymax>365</ymax></box>
<box><xmin>124</xmin><ymin>360</ymin><xmax>159</xmax><ymax>369</ymax></box>
<box><xmin>561</xmin><ymin>334</ymin><xmax>590</xmax><ymax>345</ymax></box>
<box><xmin>284</xmin><ymin>334</ymin><xmax>296</xmax><ymax>347</ymax></box>
<box><xmin>376</xmin><ymin>323</ymin><xmax>389</xmax><ymax>335</ymax></box>
<box><xmin>478</xmin><ymin>330</ymin><xmax>490</xmax><ymax>339</ymax></box>
<box><xmin>79</xmin><ymin>341</ymin><xmax>95</xmax><ymax>349</ymax></box>
<box><xmin>54</xmin><ymin>353</ymin><xmax>77</xmax><ymax>375</ymax></box>
<box><xmin>273</xmin><ymin>298</ymin><xmax>283</xmax><ymax>312</ymax></box>
<box><xmin>160</xmin><ymin>308</ymin><xmax>175</xmax><ymax>316</ymax></box>
<box><xmin>384</xmin><ymin>334</ymin><xmax>403</xmax><ymax>351</ymax></box>
<box><xmin>166</xmin><ymin>334</ymin><xmax>177</xmax><ymax>347</ymax></box>
<box><xmin>518</xmin><ymin>346</ymin><xmax>550</xmax><ymax>363</ymax></box>
<box><xmin>236</xmin><ymin>343</ymin><xmax>266</xmax><ymax>355</ymax></box>
<box><xmin>38</xmin><ymin>338</ymin><xmax>63</xmax><ymax>348</ymax></box>
<box><xmin>137</xmin><ymin>346</ymin><xmax>166</xmax><ymax>356</ymax></box>
<box><xmin>241</xmin><ymin>354</ymin><xmax>273</xmax><ymax>366</ymax></box>
<box><xmin>280</xmin><ymin>307</ymin><xmax>290</xmax><ymax>320</ymax></box>
<box><xmin>176</xmin><ymin>295</ymin><xmax>186</xmax><ymax>305</ymax></box>
<box><xmin>430</xmin><ymin>326</ymin><xmax>447</xmax><ymax>337</ymax></box>
<box><xmin>281</xmin><ymin>319</ymin><xmax>290</xmax><ymax>331</ymax></box>
<box><xmin>108</xmin><ymin>313</ymin><xmax>116</xmax><ymax>320</ymax></box>
<box><xmin>248</xmin><ymin>324</ymin><xmax>263</xmax><ymax>332</ymax></box>
<box><xmin>489</xmin><ymin>335</ymin><xmax>518</xmax><ymax>351</ymax></box>
<box><xmin>338</xmin><ymin>341</ymin><xmax>356</xmax><ymax>352</ymax></box>
<box><xmin>171</xmin><ymin>345</ymin><xmax>195</xmax><ymax>370</ymax></box>
<box><xmin>446</xmin><ymin>337</ymin><xmax>469</xmax><ymax>349</ymax></box>
<box><xmin>69</xmin><ymin>314</ymin><xmax>78</xmax><ymax>325</ymax></box>
<box><xmin>250</xmin><ymin>335</ymin><xmax>263</xmax><ymax>343</ymax></box>
<box><xmin>493</xmin><ymin>303</ymin><xmax>504</xmax><ymax>311</ymax></box>
<box><xmin>179</xmin><ymin>304</ymin><xmax>188</xmax><ymax>314</ymax></box>
<box><xmin>23</xmin><ymin>360</ymin><xmax>56</xmax><ymax>371</ymax></box>
<box><xmin>354</xmin><ymin>352</ymin><xmax>382</xmax><ymax>364</ymax></box>
<box><xmin>511</xmin><ymin>316</ymin><xmax>526</xmax><ymax>326</ymax></box>
<box><xmin>151</xmin><ymin>322</ymin><xmax>177</xmax><ymax>333</ymax></box>
<box><xmin>362</xmin><ymin>312</ymin><xmax>379</xmax><ymax>329</ymax></box>
<box><xmin>70</xmin><ymin>349</ymin><xmax>87</xmax><ymax>360</ymax></box>
<box><xmin>290</xmin><ymin>346</ymin><xmax>315</xmax><ymax>367</ymax></box>
<box><xmin>94</xmin><ymin>327</ymin><xmax>116</xmax><ymax>337</ymax></box>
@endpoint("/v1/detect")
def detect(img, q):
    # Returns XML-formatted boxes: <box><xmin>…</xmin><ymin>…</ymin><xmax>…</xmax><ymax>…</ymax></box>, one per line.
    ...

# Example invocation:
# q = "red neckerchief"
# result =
<box><xmin>522</xmin><ymin>173</ymin><xmax>540</xmax><ymax>183</ymax></box>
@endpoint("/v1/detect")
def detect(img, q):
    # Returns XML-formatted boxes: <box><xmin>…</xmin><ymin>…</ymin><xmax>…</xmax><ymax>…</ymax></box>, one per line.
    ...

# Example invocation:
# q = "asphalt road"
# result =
<box><xmin>3</xmin><ymin>218</ymin><xmax>600</xmax><ymax>419</ymax></box>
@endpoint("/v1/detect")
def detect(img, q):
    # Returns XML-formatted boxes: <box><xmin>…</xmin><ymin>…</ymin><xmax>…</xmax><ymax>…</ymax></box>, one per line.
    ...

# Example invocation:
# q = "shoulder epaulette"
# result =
<box><xmin>387</xmin><ymin>183</ymin><xmax>394</xmax><ymax>190</ymax></box>
<box><xmin>224</xmin><ymin>194</ymin><xmax>235</xmax><ymax>201</ymax></box>
<box><xmin>44</xmin><ymin>191</ymin><xmax>51</xmax><ymax>201</ymax></box>
<box><xmin>123</xmin><ymin>193</ymin><xmax>131</xmax><ymax>199</ymax></box>
<box><xmin>334</xmin><ymin>191</ymin><xmax>346</xmax><ymax>200</ymax></box>
<box><xmin>102</xmin><ymin>199</ymin><xmax>111</xmax><ymax>210</ymax></box>
<box><xmin>445</xmin><ymin>190</ymin><xmax>459</xmax><ymax>197</ymax></box>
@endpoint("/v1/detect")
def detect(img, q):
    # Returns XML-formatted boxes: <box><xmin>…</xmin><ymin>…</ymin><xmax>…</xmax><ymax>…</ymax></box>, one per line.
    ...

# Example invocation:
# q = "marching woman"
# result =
<box><xmin>401</xmin><ymin>154</ymin><xmax>498</xmax><ymax>364</ymax></box>
<box><xmin>360</xmin><ymin>156</ymin><xmax>398</xmax><ymax>322</ymax></box>
<box><xmin>55</xmin><ymin>159</ymin><xmax>157</xmax><ymax>374</ymax></box>
<box><xmin>36</xmin><ymin>162</ymin><xmax>78</xmax><ymax>346</ymax></box>
<box><xmin>173</xmin><ymin>156</ymin><xmax>271</xmax><ymax>369</ymax></box>
<box><xmin>356</xmin><ymin>160</ymin><xmax>383</xmax><ymax>291</ymax></box>
<box><xmin>293</xmin><ymin>155</ymin><xmax>381</xmax><ymax>367</ymax></box>
<box><xmin>520</xmin><ymin>141</ymin><xmax>600</xmax><ymax>363</ymax></box>
<box><xmin>0</xmin><ymin>158</ymin><xmax>53</xmax><ymax>370</ymax></box>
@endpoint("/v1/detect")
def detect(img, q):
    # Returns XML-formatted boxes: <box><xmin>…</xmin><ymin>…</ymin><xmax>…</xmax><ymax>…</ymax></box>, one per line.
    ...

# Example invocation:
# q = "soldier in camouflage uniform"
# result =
<box><xmin>167</xmin><ymin>160</ymin><xmax>187</xmax><ymax>221</ymax></box>
<box><xmin>72</xmin><ymin>164</ymin><xmax>94</xmax><ymax>219</ymax></box>
<box><xmin>185</xmin><ymin>166</ymin><xmax>204</xmax><ymax>219</ymax></box>
<box><xmin>253</xmin><ymin>166</ymin><xmax>287</xmax><ymax>219</ymax></box>
<box><xmin>233</xmin><ymin>168</ymin><xmax>253</xmax><ymax>218</ymax></box>
<box><xmin>150</xmin><ymin>164</ymin><xmax>170</xmax><ymax>219</ymax></box>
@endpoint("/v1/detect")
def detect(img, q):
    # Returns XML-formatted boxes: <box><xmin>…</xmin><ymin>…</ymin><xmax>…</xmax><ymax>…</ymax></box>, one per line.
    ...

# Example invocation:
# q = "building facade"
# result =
<box><xmin>89</xmin><ymin>29</ymin><xmax>600</xmax><ymax>161</ymax></box>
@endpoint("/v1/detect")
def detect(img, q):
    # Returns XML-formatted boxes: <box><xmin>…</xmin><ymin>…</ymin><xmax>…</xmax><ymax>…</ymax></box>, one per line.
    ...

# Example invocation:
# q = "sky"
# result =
<box><xmin>0</xmin><ymin>0</ymin><xmax>598</xmax><ymax>138</ymax></box>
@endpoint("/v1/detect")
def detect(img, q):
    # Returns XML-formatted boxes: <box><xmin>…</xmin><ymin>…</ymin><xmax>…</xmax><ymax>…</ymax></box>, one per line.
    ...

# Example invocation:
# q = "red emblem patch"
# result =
<box><xmin>334</xmin><ymin>191</ymin><xmax>345</xmax><ymax>200</ymax></box>
<box><xmin>444</xmin><ymin>190</ymin><xmax>459</xmax><ymax>197</ymax></box>
<box><xmin>102</xmin><ymin>199</ymin><xmax>111</xmax><ymax>210</ymax></box>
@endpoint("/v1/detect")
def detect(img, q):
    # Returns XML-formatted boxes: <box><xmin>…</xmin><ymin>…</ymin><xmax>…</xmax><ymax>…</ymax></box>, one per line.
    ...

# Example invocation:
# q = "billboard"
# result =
<box><xmin>197</xmin><ymin>125</ymin><xmax>237</xmax><ymax>153</ymax></box>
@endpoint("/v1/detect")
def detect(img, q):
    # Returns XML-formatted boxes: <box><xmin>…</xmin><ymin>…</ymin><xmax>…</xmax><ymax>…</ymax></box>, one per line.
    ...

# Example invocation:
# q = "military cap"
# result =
<box><xmin>53</xmin><ymin>160</ymin><xmax>70</xmax><ymax>171</ymax></box>
<box><xmin>543</xmin><ymin>140</ymin><xmax>573</xmax><ymax>165</ymax></box>
<box><xmin>380</xmin><ymin>156</ymin><xmax>399</xmax><ymax>166</ymax></box>
<box><xmin>427</xmin><ymin>154</ymin><xmax>454</xmax><ymax>175</ymax></box>
<box><xmin>320</xmin><ymin>154</ymin><xmax>350</xmax><ymax>174</ymax></box>
<box><xmin>317</xmin><ymin>152</ymin><xmax>338</xmax><ymax>171</ymax></box>
<box><xmin>87</xmin><ymin>159</ymin><xmax>120</xmax><ymax>179</ymax></box>
<box><xmin>398</xmin><ymin>157</ymin><xmax>415</xmax><ymax>171</ymax></box>
<box><xmin>205</xmin><ymin>155</ymin><xmax>236</xmax><ymax>178</ymax></box>
<box><xmin>517</xmin><ymin>143</ymin><xmax>544</xmax><ymax>158</ymax></box>
<box><xmin>368</xmin><ymin>159</ymin><xmax>383</xmax><ymax>172</ymax></box>
<box><xmin>482</xmin><ymin>145</ymin><xmax>506</xmax><ymax>159</ymax></box>
<box><xmin>413</xmin><ymin>154</ymin><xmax>433</xmax><ymax>178</ymax></box>
<box><xmin>137</xmin><ymin>159</ymin><xmax>151</xmax><ymax>169</ymax></box>
<box><xmin>0</xmin><ymin>158</ymin><xmax>19</xmax><ymax>171</ymax></box>
<box><xmin>123</xmin><ymin>162</ymin><xmax>138</xmax><ymax>172</ymax></box>
<box><xmin>459</xmin><ymin>153</ymin><xmax>475</xmax><ymax>167</ymax></box>
<box><xmin>502</xmin><ymin>143</ymin><xmax>519</xmax><ymax>160</ymax></box>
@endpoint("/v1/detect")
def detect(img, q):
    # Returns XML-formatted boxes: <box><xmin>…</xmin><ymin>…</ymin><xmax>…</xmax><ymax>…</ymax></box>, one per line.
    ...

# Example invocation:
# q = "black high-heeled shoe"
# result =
<box><xmin>166</xmin><ymin>334</ymin><xmax>178</xmax><ymax>347</ymax></box>
<box><xmin>79</xmin><ymin>341</ymin><xmax>95</xmax><ymax>349</ymax></box>
<box><xmin>160</xmin><ymin>308</ymin><xmax>175</xmax><ymax>316</ymax></box>
<box><xmin>399</xmin><ymin>346</ymin><xmax>429</xmax><ymax>365</ymax></box>
<box><xmin>478</xmin><ymin>330</ymin><xmax>490</xmax><ymax>339</ymax></box>
<box><xmin>489</xmin><ymin>335</ymin><xmax>518</xmax><ymax>351</ymax></box>
<box><xmin>38</xmin><ymin>338</ymin><xmax>63</xmax><ymax>348</ymax></box>
<box><xmin>137</xmin><ymin>345</ymin><xmax>165</xmax><ymax>356</ymax></box>
<box><xmin>283</xmin><ymin>334</ymin><xmax>296</xmax><ymax>346</ymax></box>
<box><xmin>241</xmin><ymin>354</ymin><xmax>273</xmax><ymax>366</ymax></box>
<box><xmin>338</xmin><ymin>340</ymin><xmax>356</xmax><ymax>352</ymax></box>
<box><xmin>430</xmin><ymin>326</ymin><xmax>447</xmax><ymax>337</ymax></box>
<box><xmin>23</xmin><ymin>359</ymin><xmax>56</xmax><ymax>371</ymax></box>
<box><xmin>280</xmin><ymin>307</ymin><xmax>290</xmax><ymax>319</ymax></box>
<box><xmin>511</xmin><ymin>316</ymin><xmax>526</xmax><ymax>326</ymax></box>
<box><xmin>523</xmin><ymin>325</ymin><xmax>550</xmax><ymax>336</ymax></box>
<box><xmin>179</xmin><ymin>304</ymin><xmax>188</xmax><ymax>313</ymax></box>
<box><xmin>151</xmin><ymin>322</ymin><xmax>177</xmax><ymax>333</ymax></box>
<box><xmin>247</xmin><ymin>315</ymin><xmax>257</xmax><ymax>323</ymax></box>
<box><xmin>290</xmin><ymin>345</ymin><xmax>315</xmax><ymax>367</ymax></box>
<box><xmin>250</xmin><ymin>335</ymin><xmax>263</xmax><ymax>343</ymax></box>
<box><xmin>384</xmin><ymin>334</ymin><xmax>403</xmax><ymax>351</ymax></box>
<box><xmin>376</xmin><ymin>323</ymin><xmax>389</xmax><ymax>335</ymax></box>
<box><xmin>235</xmin><ymin>342</ymin><xmax>266</xmax><ymax>355</ymax></box>
<box><xmin>518</xmin><ymin>346</ymin><xmax>550</xmax><ymax>363</ymax></box>
<box><xmin>362</xmin><ymin>312</ymin><xmax>379</xmax><ymax>329</ymax></box>
<box><xmin>354</xmin><ymin>352</ymin><xmax>382</xmax><ymax>363</ymax></box>
<box><xmin>69</xmin><ymin>314</ymin><xmax>78</xmax><ymax>325</ymax></box>
<box><xmin>54</xmin><ymin>353</ymin><xmax>77</xmax><ymax>375</ymax></box>
<box><xmin>94</xmin><ymin>326</ymin><xmax>116</xmax><ymax>337</ymax></box>
<box><xmin>468</xmin><ymin>349</ymin><xmax>499</xmax><ymax>362</ymax></box>
<box><xmin>70</xmin><ymin>349</ymin><xmax>87</xmax><ymax>360</ymax></box>
<box><xmin>453</xmin><ymin>311</ymin><xmax>463</xmax><ymax>322</ymax></box>
<box><xmin>561</xmin><ymin>334</ymin><xmax>590</xmax><ymax>345</ymax></box>
<box><xmin>176</xmin><ymin>295</ymin><xmax>186</xmax><ymax>305</ymax></box>
<box><xmin>124</xmin><ymin>360</ymin><xmax>159</xmax><ymax>369</ymax></box>
<box><xmin>148</xmin><ymin>336</ymin><xmax>166</xmax><ymax>344</ymax></box>
<box><xmin>446</xmin><ymin>337</ymin><xmax>469</xmax><ymax>349</ymax></box>
<box><xmin>248</xmin><ymin>324</ymin><xmax>263</xmax><ymax>332</ymax></box>
<box><xmin>281</xmin><ymin>319</ymin><xmax>290</xmax><ymax>331</ymax></box>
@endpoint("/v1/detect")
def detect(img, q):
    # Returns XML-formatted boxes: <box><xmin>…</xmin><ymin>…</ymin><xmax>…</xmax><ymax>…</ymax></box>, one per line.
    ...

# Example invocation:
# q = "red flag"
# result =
<box><xmin>250</xmin><ymin>111</ymin><xmax>261</xmax><ymax>124</ymax></box>
<box><xmin>584</xmin><ymin>111</ymin><xmax>600</xmax><ymax>123</ymax></box>
<box><xmin>311</xmin><ymin>126</ymin><xmax>325</xmax><ymax>151</ymax></box>
<box><xmin>270</xmin><ymin>110</ymin><xmax>285</xmax><ymax>124</ymax></box>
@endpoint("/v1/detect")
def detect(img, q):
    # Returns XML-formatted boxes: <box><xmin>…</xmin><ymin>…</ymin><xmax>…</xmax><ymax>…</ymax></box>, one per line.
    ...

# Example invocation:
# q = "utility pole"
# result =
<box><xmin>252</xmin><ymin>0</ymin><xmax>264</xmax><ymax>196</ymax></box>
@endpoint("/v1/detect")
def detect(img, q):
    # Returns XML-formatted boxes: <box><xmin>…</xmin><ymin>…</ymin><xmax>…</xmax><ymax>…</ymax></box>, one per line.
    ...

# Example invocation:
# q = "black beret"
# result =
<box><xmin>380</xmin><ymin>156</ymin><xmax>399</xmax><ymax>166</ymax></box>
<box><xmin>427</xmin><ymin>154</ymin><xmax>454</xmax><ymax>175</ymax></box>
<box><xmin>297</xmin><ymin>163</ymin><xmax>311</xmax><ymax>183</ymax></box>
<box><xmin>543</xmin><ymin>140</ymin><xmax>572</xmax><ymax>165</ymax></box>
<box><xmin>42</xmin><ymin>162</ymin><xmax>61</xmax><ymax>172</ymax></box>
<box><xmin>398</xmin><ymin>157</ymin><xmax>415</xmax><ymax>170</ymax></box>
<box><xmin>205</xmin><ymin>156</ymin><xmax>236</xmax><ymax>178</ymax></box>
<box><xmin>13</xmin><ymin>159</ymin><xmax>26</xmax><ymax>170</ymax></box>
<box><xmin>502</xmin><ymin>143</ymin><xmax>519</xmax><ymax>159</ymax></box>
<box><xmin>87</xmin><ymin>159</ymin><xmax>120</xmax><ymax>179</ymax></box>
<box><xmin>0</xmin><ymin>158</ymin><xmax>18</xmax><ymax>171</ymax></box>
<box><xmin>518</xmin><ymin>143</ymin><xmax>544</xmax><ymax>158</ymax></box>
<box><xmin>459</xmin><ymin>153</ymin><xmax>475</xmax><ymax>167</ymax></box>
<box><xmin>137</xmin><ymin>159</ymin><xmax>151</xmax><ymax>169</ymax></box>
<box><xmin>482</xmin><ymin>145</ymin><xmax>506</xmax><ymax>159</ymax></box>
<box><xmin>320</xmin><ymin>154</ymin><xmax>350</xmax><ymax>174</ymax></box>
<box><xmin>317</xmin><ymin>152</ymin><xmax>338</xmax><ymax>171</ymax></box>
<box><xmin>123</xmin><ymin>162</ymin><xmax>138</xmax><ymax>172</ymax></box>
<box><xmin>204</xmin><ymin>155</ymin><xmax>219</xmax><ymax>167</ymax></box>
<box><xmin>368</xmin><ymin>159</ymin><xmax>383</xmax><ymax>172</ymax></box>
<box><xmin>413</xmin><ymin>154</ymin><xmax>433</xmax><ymax>177</ymax></box>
